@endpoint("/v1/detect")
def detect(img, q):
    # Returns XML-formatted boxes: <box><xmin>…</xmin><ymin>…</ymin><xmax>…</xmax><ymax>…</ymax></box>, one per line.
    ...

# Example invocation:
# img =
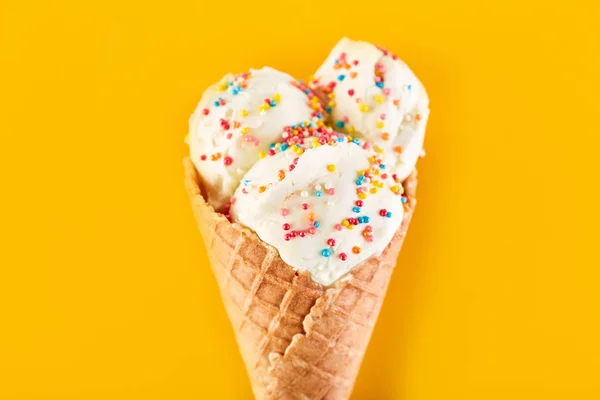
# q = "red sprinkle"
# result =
<box><xmin>327</xmin><ymin>238</ymin><xmax>336</xmax><ymax>247</ymax></box>
<box><xmin>283</xmin><ymin>223</ymin><xmax>291</xmax><ymax>231</ymax></box>
<box><xmin>284</xmin><ymin>234</ymin><xmax>291</xmax><ymax>241</ymax></box>
<box><xmin>200</xmin><ymin>155</ymin><xmax>207</xmax><ymax>161</ymax></box>
<box><xmin>223</xmin><ymin>156</ymin><xmax>233</xmax><ymax>166</ymax></box>
<box><xmin>379</xmin><ymin>209</ymin><xmax>387</xmax><ymax>217</ymax></box>
<box><xmin>299</xmin><ymin>231</ymin><xmax>307</xmax><ymax>238</ymax></box>
<box><xmin>301</xmin><ymin>203</ymin><xmax>309</xmax><ymax>210</ymax></box>
<box><xmin>348</xmin><ymin>89</ymin><xmax>355</xmax><ymax>96</ymax></box>
<box><xmin>202</xmin><ymin>108</ymin><xmax>210</xmax><ymax>115</ymax></box>
<box><xmin>355</xmin><ymin>200</ymin><xmax>363</xmax><ymax>207</ymax></box>
<box><xmin>339</xmin><ymin>253</ymin><xmax>347</xmax><ymax>261</ymax></box>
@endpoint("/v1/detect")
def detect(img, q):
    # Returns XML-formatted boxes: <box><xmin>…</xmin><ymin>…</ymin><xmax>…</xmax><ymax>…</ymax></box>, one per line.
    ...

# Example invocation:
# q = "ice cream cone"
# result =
<box><xmin>184</xmin><ymin>157</ymin><xmax>417</xmax><ymax>399</ymax></box>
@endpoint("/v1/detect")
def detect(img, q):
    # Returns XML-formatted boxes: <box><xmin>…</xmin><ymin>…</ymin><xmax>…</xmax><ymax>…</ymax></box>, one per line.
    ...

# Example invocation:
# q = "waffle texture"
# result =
<box><xmin>184</xmin><ymin>157</ymin><xmax>417</xmax><ymax>399</ymax></box>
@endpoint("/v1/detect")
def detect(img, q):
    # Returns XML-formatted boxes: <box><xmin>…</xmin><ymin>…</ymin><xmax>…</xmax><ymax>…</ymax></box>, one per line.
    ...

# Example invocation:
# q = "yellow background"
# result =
<box><xmin>1</xmin><ymin>0</ymin><xmax>599</xmax><ymax>398</ymax></box>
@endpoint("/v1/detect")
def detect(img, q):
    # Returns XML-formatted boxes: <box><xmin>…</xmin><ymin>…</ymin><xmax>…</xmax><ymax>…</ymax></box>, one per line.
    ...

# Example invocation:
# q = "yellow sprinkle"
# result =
<box><xmin>342</xmin><ymin>220</ymin><xmax>350</xmax><ymax>227</ymax></box>
<box><xmin>328</xmin><ymin>101</ymin><xmax>336</xmax><ymax>107</ymax></box>
<box><xmin>374</xmin><ymin>147</ymin><xmax>384</xmax><ymax>154</ymax></box>
<box><xmin>327</xmin><ymin>164</ymin><xmax>336</xmax><ymax>172</ymax></box>
<box><xmin>376</xmin><ymin>121</ymin><xmax>385</xmax><ymax>129</ymax></box>
<box><xmin>317</xmin><ymin>120</ymin><xmax>325</xmax><ymax>127</ymax></box>
<box><xmin>359</xmin><ymin>103</ymin><xmax>369</xmax><ymax>112</ymax></box>
<box><xmin>374</xmin><ymin>95</ymin><xmax>384</xmax><ymax>104</ymax></box>
<box><xmin>328</xmin><ymin>93</ymin><xmax>336</xmax><ymax>99</ymax></box>
<box><xmin>241</xmin><ymin>127</ymin><xmax>250</xmax><ymax>135</ymax></box>
<box><xmin>273</xmin><ymin>93</ymin><xmax>281</xmax><ymax>102</ymax></box>
<box><xmin>347</xmin><ymin>225</ymin><xmax>354</xmax><ymax>230</ymax></box>
<box><xmin>375</xmin><ymin>169</ymin><xmax>380</xmax><ymax>176</ymax></box>
<box><xmin>184</xmin><ymin>133</ymin><xmax>189</xmax><ymax>143</ymax></box>
<box><xmin>258</xmin><ymin>151</ymin><xmax>266</xmax><ymax>159</ymax></box>
<box><xmin>311</xmin><ymin>103</ymin><xmax>320</xmax><ymax>110</ymax></box>
<box><xmin>370</xmin><ymin>187</ymin><xmax>378</xmax><ymax>194</ymax></box>
<box><xmin>358</xmin><ymin>192</ymin><xmax>367</xmax><ymax>200</ymax></box>
<box><xmin>358</xmin><ymin>169</ymin><xmax>365</xmax><ymax>175</ymax></box>
<box><xmin>275</xmin><ymin>142</ymin><xmax>281</xmax><ymax>148</ymax></box>
<box><xmin>240</xmin><ymin>109</ymin><xmax>249</xmax><ymax>117</ymax></box>
<box><xmin>217</xmin><ymin>83</ymin><xmax>227</xmax><ymax>91</ymax></box>
<box><xmin>347</xmin><ymin>126</ymin><xmax>355</xmax><ymax>134</ymax></box>
<box><xmin>297</xmin><ymin>148</ymin><xmax>304</xmax><ymax>155</ymax></box>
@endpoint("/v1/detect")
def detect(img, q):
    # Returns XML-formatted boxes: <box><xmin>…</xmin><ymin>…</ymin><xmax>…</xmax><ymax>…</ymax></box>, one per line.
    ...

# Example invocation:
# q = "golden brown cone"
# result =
<box><xmin>184</xmin><ymin>157</ymin><xmax>417</xmax><ymax>399</ymax></box>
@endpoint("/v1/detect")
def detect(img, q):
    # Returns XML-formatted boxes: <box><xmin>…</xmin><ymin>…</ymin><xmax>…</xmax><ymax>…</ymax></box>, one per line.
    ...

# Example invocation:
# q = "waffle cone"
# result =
<box><xmin>184</xmin><ymin>157</ymin><xmax>417</xmax><ymax>399</ymax></box>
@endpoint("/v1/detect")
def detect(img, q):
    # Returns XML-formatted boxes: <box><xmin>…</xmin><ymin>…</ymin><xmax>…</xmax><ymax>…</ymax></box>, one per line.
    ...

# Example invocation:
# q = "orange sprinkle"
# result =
<box><xmin>210</xmin><ymin>152</ymin><xmax>222</xmax><ymax>161</ymax></box>
<box><xmin>352</xmin><ymin>246</ymin><xmax>361</xmax><ymax>254</ymax></box>
<box><xmin>381</xmin><ymin>133</ymin><xmax>390</xmax><ymax>141</ymax></box>
<box><xmin>350</xmin><ymin>71</ymin><xmax>357</xmax><ymax>78</ymax></box>
<box><xmin>415</xmin><ymin>113</ymin><xmax>422</xmax><ymax>121</ymax></box>
<box><xmin>394</xmin><ymin>146</ymin><xmax>403</xmax><ymax>154</ymax></box>
<box><xmin>258</xmin><ymin>186</ymin><xmax>266</xmax><ymax>193</ymax></box>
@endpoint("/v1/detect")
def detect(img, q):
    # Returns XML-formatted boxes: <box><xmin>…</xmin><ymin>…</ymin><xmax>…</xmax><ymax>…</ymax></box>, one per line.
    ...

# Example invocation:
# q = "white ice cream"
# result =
<box><xmin>311</xmin><ymin>37</ymin><xmax>430</xmax><ymax>181</ymax></box>
<box><xmin>230</xmin><ymin>132</ymin><xmax>407</xmax><ymax>286</ymax></box>
<box><xmin>188</xmin><ymin>67</ymin><xmax>325</xmax><ymax>211</ymax></box>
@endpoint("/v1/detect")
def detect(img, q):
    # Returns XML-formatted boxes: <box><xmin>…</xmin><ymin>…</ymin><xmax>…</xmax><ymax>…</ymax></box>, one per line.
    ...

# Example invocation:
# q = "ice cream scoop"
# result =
<box><xmin>311</xmin><ymin>37</ymin><xmax>430</xmax><ymax>181</ymax></box>
<box><xmin>188</xmin><ymin>67</ymin><xmax>325</xmax><ymax>211</ymax></box>
<box><xmin>230</xmin><ymin>127</ymin><xmax>408</xmax><ymax>286</ymax></box>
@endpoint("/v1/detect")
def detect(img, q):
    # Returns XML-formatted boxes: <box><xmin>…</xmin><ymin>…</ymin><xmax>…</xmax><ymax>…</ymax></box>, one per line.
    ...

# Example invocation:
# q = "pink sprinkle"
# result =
<box><xmin>328</xmin><ymin>188</ymin><xmax>335</xmax><ymax>195</ymax></box>
<box><xmin>342</xmin><ymin>116</ymin><xmax>349</xmax><ymax>123</ymax></box>
<box><xmin>380</xmin><ymin>113</ymin><xmax>386</xmax><ymax>120</ymax></box>
<box><xmin>383</xmin><ymin>88</ymin><xmax>391</xmax><ymax>95</ymax></box>
<box><xmin>308</xmin><ymin>228</ymin><xmax>316</xmax><ymax>235</ymax></box>
<box><xmin>226</xmin><ymin>133</ymin><xmax>232</xmax><ymax>139</ymax></box>
<box><xmin>280</xmin><ymin>208</ymin><xmax>288</xmax><ymax>216</ymax></box>
<box><xmin>335</xmin><ymin>224</ymin><xmax>342</xmax><ymax>231</ymax></box>
<box><xmin>352</xmin><ymin>60</ymin><xmax>359</xmax><ymax>66</ymax></box>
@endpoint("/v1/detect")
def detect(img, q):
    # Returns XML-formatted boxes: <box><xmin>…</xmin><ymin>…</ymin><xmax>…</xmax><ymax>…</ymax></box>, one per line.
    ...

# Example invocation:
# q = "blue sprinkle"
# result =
<box><xmin>386</xmin><ymin>211</ymin><xmax>392</xmax><ymax>218</ymax></box>
<box><xmin>356</xmin><ymin>180</ymin><xmax>363</xmax><ymax>186</ymax></box>
<box><xmin>299</xmin><ymin>122</ymin><xmax>305</xmax><ymax>127</ymax></box>
<box><xmin>357</xmin><ymin>216</ymin><xmax>364</xmax><ymax>223</ymax></box>
<box><xmin>401</xmin><ymin>197</ymin><xmax>407</xmax><ymax>204</ymax></box>
<box><xmin>380</xmin><ymin>164</ymin><xmax>386</xmax><ymax>170</ymax></box>
<box><xmin>337</xmin><ymin>137</ymin><xmax>345</xmax><ymax>142</ymax></box>
<box><xmin>270</xmin><ymin>143</ymin><xmax>276</xmax><ymax>149</ymax></box>
<box><xmin>270</xmin><ymin>100</ymin><xmax>277</xmax><ymax>106</ymax></box>
<box><xmin>352</xmin><ymin>139</ymin><xmax>361</xmax><ymax>145</ymax></box>
<box><xmin>364</xmin><ymin>216</ymin><xmax>370</xmax><ymax>223</ymax></box>
<box><xmin>314</xmin><ymin>221</ymin><xmax>320</xmax><ymax>228</ymax></box>
<box><xmin>407</xmin><ymin>84</ymin><xmax>412</xmax><ymax>90</ymax></box>
<box><xmin>334</xmin><ymin>58</ymin><xmax>339</xmax><ymax>64</ymax></box>
<box><xmin>317</xmin><ymin>113</ymin><xmax>323</xmax><ymax>118</ymax></box>
<box><xmin>304</xmin><ymin>89</ymin><xmax>310</xmax><ymax>94</ymax></box>
<box><xmin>338</xmin><ymin>74</ymin><xmax>346</xmax><ymax>81</ymax></box>
<box><xmin>336</xmin><ymin>121</ymin><xmax>345</xmax><ymax>128</ymax></box>
<box><xmin>352</xmin><ymin>207</ymin><xmax>360</xmax><ymax>213</ymax></box>
<box><xmin>243</xmin><ymin>180</ymin><xmax>250</xmax><ymax>186</ymax></box>
<box><xmin>325</xmin><ymin>107</ymin><xmax>332</xmax><ymax>113</ymax></box>
<box><xmin>296</xmin><ymin>144</ymin><xmax>302</xmax><ymax>148</ymax></box>
<box><xmin>213</xmin><ymin>100</ymin><xmax>220</xmax><ymax>107</ymax></box>
<box><xmin>321</xmin><ymin>248</ymin><xmax>330</xmax><ymax>257</ymax></box>
<box><xmin>376</xmin><ymin>82</ymin><xmax>384</xmax><ymax>89</ymax></box>
<box><xmin>280</xmin><ymin>143</ymin><xmax>288</xmax><ymax>151</ymax></box>
<box><xmin>298</xmin><ymin>79</ymin><xmax>304</xmax><ymax>84</ymax></box>
<box><xmin>316</xmin><ymin>191</ymin><xmax>323</xmax><ymax>197</ymax></box>
<box><xmin>227</xmin><ymin>81</ymin><xmax>233</xmax><ymax>87</ymax></box>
